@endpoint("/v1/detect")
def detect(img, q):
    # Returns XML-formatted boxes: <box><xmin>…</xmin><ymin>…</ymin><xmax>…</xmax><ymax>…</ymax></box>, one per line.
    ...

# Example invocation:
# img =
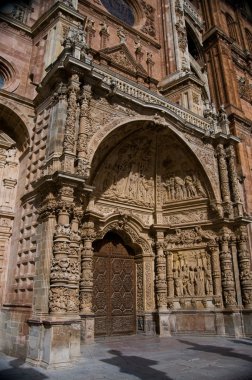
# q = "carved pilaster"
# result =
<box><xmin>76</xmin><ymin>85</ymin><xmax>92</xmax><ymax>177</ymax></box>
<box><xmin>236</xmin><ymin>226</ymin><xmax>252</xmax><ymax>309</ymax></box>
<box><xmin>62</xmin><ymin>74</ymin><xmax>80</xmax><ymax>173</ymax></box>
<box><xmin>208</xmin><ymin>242</ymin><xmax>222</xmax><ymax>308</ymax></box>
<box><xmin>136</xmin><ymin>261</ymin><xmax>144</xmax><ymax>312</ymax></box>
<box><xmin>219</xmin><ymin>228</ymin><xmax>237</xmax><ymax>309</ymax></box>
<box><xmin>216</xmin><ymin>143</ymin><xmax>233</xmax><ymax>218</ymax></box>
<box><xmin>79</xmin><ymin>221</ymin><xmax>96</xmax><ymax>314</ymax></box>
<box><xmin>226</xmin><ymin>144</ymin><xmax>243</xmax><ymax>217</ymax></box>
<box><xmin>155</xmin><ymin>239</ymin><xmax>167</xmax><ymax>311</ymax></box>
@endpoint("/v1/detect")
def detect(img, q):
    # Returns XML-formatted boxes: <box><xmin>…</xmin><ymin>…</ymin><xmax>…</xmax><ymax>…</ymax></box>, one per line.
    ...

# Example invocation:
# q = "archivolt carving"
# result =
<box><xmin>97</xmin><ymin>219</ymin><xmax>152</xmax><ymax>256</ymax></box>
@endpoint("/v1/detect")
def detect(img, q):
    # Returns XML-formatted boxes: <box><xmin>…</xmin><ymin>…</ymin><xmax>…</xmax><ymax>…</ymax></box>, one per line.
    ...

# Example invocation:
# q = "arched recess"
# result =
<box><xmin>88</xmin><ymin>118</ymin><xmax>217</xmax><ymax>208</ymax></box>
<box><xmin>0</xmin><ymin>104</ymin><xmax>30</xmax><ymax>307</ymax></box>
<box><xmin>0</xmin><ymin>103</ymin><xmax>30</xmax><ymax>150</ymax></box>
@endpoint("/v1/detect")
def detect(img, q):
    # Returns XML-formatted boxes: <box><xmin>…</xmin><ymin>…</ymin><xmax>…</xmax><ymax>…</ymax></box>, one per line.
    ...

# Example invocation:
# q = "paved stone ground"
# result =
<box><xmin>1</xmin><ymin>335</ymin><xmax>252</xmax><ymax>380</ymax></box>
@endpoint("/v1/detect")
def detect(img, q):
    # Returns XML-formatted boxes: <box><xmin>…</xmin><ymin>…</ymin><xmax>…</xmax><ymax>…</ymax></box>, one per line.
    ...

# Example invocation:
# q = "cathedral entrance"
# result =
<box><xmin>93</xmin><ymin>232</ymin><xmax>136</xmax><ymax>337</ymax></box>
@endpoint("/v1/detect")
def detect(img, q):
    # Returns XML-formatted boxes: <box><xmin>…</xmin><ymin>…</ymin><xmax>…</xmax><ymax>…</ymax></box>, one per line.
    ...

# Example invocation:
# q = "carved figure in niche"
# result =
<box><xmin>174</xmin><ymin>269</ymin><xmax>183</xmax><ymax>296</ymax></box>
<box><xmin>187</xmin><ymin>266</ymin><xmax>195</xmax><ymax>296</ymax></box>
<box><xmin>162</xmin><ymin>172</ymin><xmax>206</xmax><ymax>203</ymax></box>
<box><xmin>185</xmin><ymin>176</ymin><xmax>197</xmax><ymax>197</ymax></box>
<box><xmin>195</xmin><ymin>267</ymin><xmax>205</xmax><ymax>296</ymax></box>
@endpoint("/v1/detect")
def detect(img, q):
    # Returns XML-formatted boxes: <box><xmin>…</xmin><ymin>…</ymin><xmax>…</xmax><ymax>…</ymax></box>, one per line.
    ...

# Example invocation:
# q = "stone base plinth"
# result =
<box><xmin>158</xmin><ymin>312</ymin><xmax>174</xmax><ymax>337</ymax></box>
<box><xmin>26</xmin><ymin>319</ymin><xmax>81</xmax><ymax>368</ymax></box>
<box><xmin>80</xmin><ymin>314</ymin><xmax>94</xmax><ymax>344</ymax></box>
<box><xmin>242</xmin><ymin>310</ymin><xmax>252</xmax><ymax>337</ymax></box>
<box><xmin>223</xmin><ymin>311</ymin><xmax>243</xmax><ymax>337</ymax></box>
<box><xmin>137</xmin><ymin>313</ymin><xmax>157</xmax><ymax>335</ymax></box>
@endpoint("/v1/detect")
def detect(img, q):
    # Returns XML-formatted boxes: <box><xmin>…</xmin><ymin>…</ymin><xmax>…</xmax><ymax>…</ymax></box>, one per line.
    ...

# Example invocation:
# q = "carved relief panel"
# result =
<box><xmin>92</xmin><ymin>126</ymin><xmax>209</xmax><ymax>213</ymax></box>
<box><xmin>172</xmin><ymin>249</ymin><xmax>213</xmax><ymax>299</ymax></box>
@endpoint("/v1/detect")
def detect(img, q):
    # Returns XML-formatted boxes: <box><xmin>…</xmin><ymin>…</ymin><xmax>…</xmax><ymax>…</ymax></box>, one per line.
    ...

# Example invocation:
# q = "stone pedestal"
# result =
<box><xmin>80</xmin><ymin>315</ymin><xmax>94</xmax><ymax>344</ymax></box>
<box><xmin>223</xmin><ymin>311</ymin><xmax>243</xmax><ymax>337</ymax></box>
<box><xmin>215</xmin><ymin>312</ymin><xmax>225</xmax><ymax>336</ymax></box>
<box><xmin>242</xmin><ymin>310</ymin><xmax>252</xmax><ymax>337</ymax></box>
<box><xmin>26</xmin><ymin>319</ymin><xmax>81</xmax><ymax>368</ymax></box>
<box><xmin>158</xmin><ymin>312</ymin><xmax>173</xmax><ymax>337</ymax></box>
<box><xmin>143</xmin><ymin>313</ymin><xmax>156</xmax><ymax>335</ymax></box>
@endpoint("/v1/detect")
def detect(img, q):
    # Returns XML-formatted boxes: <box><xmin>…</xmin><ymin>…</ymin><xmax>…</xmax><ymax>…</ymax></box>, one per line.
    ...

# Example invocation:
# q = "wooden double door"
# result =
<box><xmin>93</xmin><ymin>233</ymin><xmax>136</xmax><ymax>337</ymax></box>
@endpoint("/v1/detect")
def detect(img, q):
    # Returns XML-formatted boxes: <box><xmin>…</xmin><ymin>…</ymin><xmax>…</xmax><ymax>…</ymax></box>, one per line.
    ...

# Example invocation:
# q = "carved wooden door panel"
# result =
<box><xmin>93</xmin><ymin>234</ymin><xmax>136</xmax><ymax>336</ymax></box>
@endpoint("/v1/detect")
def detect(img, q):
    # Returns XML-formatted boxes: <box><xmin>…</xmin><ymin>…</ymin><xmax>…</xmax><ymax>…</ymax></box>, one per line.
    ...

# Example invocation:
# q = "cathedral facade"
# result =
<box><xmin>0</xmin><ymin>0</ymin><xmax>252</xmax><ymax>368</ymax></box>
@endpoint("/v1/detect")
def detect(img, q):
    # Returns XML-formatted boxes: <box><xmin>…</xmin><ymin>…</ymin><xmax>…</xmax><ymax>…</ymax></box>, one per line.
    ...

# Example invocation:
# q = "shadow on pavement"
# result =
<box><xmin>101</xmin><ymin>349</ymin><xmax>173</xmax><ymax>380</ymax></box>
<box><xmin>229</xmin><ymin>339</ymin><xmax>252</xmax><ymax>346</ymax></box>
<box><xmin>0</xmin><ymin>358</ymin><xmax>48</xmax><ymax>380</ymax></box>
<box><xmin>178</xmin><ymin>339</ymin><xmax>252</xmax><ymax>364</ymax></box>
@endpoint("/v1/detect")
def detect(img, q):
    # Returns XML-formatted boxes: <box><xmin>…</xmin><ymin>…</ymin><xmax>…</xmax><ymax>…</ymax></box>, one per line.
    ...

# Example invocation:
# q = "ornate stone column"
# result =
<box><xmin>165</xmin><ymin>249</ymin><xmax>174</xmax><ymax>308</ymax></box>
<box><xmin>226</xmin><ymin>144</ymin><xmax>243</xmax><ymax>217</ymax></box>
<box><xmin>79</xmin><ymin>220</ymin><xmax>96</xmax><ymax>343</ymax></box>
<box><xmin>155</xmin><ymin>240</ymin><xmax>167</xmax><ymax>311</ymax></box>
<box><xmin>49</xmin><ymin>186</ymin><xmax>80</xmax><ymax>317</ymax></box>
<box><xmin>218</xmin><ymin>227</ymin><xmax>237</xmax><ymax>309</ymax></box>
<box><xmin>216</xmin><ymin>143</ymin><xmax>233</xmax><ymax>218</ymax></box>
<box><xmin>76</xmin><ymin>85</ymin><xmax>92</xmax><ymax>177</ymax></box>
<box><xmin>208</xmin><ymin>242</ymin><xmax>222</xmax><ymax>308</ymax></box>
<box><xmin>62</xmin><ymin>74</ymin><xmax>80</xmax><ymax>173</ymax></box>
<box><xmin>236</xmin><ymin>226</ymin><xmax>252</xmax><ymax>309</ymax></box>
<box><xmin>27</xmin><ymin>183</ymin><xmax>82</xmax><ymax>368</ymax></box>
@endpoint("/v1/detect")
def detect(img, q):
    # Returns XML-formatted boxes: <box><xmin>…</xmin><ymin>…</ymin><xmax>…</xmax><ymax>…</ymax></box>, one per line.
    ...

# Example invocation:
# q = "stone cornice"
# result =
<box><xmin>31</xmin><ymin>2</ymin><xmax>85</xmax><ymax>36</ymax></box>
<box><xmin>0</xmin><ymin>89</ymin><xmax>34</xmax><ymax>108</ymax></box>
<box><xmin>36</xmin><ymin>51</ymin><xmax>212</xmax><ymax>135</ymax></box>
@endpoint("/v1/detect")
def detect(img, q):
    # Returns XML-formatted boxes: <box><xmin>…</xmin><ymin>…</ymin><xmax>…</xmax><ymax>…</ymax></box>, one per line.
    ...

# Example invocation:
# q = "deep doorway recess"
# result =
<box><xmin>93</xmin><ymin>232</ymin><xmax>136</xmax><ymax>337</ymax></box>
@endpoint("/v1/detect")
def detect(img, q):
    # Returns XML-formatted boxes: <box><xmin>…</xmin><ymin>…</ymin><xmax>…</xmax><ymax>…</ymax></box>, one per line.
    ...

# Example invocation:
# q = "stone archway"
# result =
<box><xmin>93</xmin><ymin>231</ymin><xmax>136</xmax><ymax>337</ymax></box>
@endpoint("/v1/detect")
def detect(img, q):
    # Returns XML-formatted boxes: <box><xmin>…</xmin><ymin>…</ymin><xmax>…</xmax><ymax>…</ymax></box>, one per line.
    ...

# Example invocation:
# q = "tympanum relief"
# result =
<box><xmin>92</xmin><ymin>127</ymin><xmax>208</xmax><ymax>213</ymax></box>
